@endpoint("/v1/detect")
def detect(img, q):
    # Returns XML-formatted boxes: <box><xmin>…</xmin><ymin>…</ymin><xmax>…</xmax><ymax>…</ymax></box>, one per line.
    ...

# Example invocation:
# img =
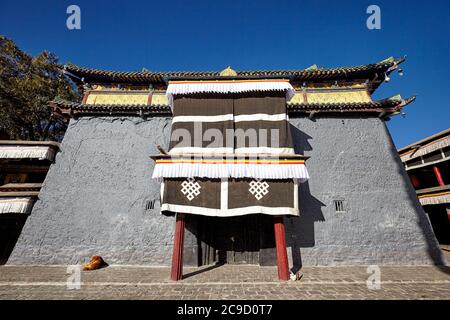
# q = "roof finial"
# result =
<box><xmin>305</xmin><ymin>64</ymin><xmax>318</xmax><ymax>71</ymax></box>
<box><xmin>220</xmin><ymin>66</ymin><xmax>237</xmax><ymax>77</ymax></box>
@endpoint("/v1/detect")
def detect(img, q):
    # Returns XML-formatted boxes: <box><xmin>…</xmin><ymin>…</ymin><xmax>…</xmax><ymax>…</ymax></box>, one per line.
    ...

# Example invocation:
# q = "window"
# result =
<box><xmin>145</xmin><ymin>200</ymin><xmax>156</xmax><ymax>210</ymax></box>
<box><xmin>334</xmin><ymin>199</ymin><xmax>346</xmax><ymax>213</ymax></box>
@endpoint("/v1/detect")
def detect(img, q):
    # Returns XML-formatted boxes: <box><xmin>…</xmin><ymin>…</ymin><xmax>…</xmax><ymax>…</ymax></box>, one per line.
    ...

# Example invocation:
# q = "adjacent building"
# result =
<box><xmin>0</xmin><ymin>140</ymin><xmax>59</xmax><ymax>264</ymax></box>
<box><xmin>399</xmin><ymin>128</ymin><xmax>450</xmax><ymax>245</ymax></box>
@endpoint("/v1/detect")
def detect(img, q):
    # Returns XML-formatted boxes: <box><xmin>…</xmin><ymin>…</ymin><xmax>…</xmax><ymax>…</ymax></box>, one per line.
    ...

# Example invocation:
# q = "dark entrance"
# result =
<box><xmin>0</xmin><ymin>214</ymin><xmax>28</xmax><ymax>264</ymax></box>
<box><xmin>185</xmin><ymin>214</ymin><xmax>276</xmax><ymax>266</ymax></box>
<box><xmin>424</xmin><ymin>205</ymin><xmax>450</xmax><ymax>245</ymax></box>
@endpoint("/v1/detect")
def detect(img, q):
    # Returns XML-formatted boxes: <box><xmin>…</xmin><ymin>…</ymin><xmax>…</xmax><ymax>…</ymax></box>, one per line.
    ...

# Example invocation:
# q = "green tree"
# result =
<box><xmin>0</xmin><ymin>36</ymin><xmax>79</xmax><ymax>141</ymax></box>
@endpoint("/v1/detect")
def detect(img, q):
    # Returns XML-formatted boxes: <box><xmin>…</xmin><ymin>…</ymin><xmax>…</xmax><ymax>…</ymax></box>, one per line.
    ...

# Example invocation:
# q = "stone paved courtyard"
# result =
<box><xmin>0</xmin><ymin>264</ymin><xmax>449</xmax><ymax>300</ymax></box>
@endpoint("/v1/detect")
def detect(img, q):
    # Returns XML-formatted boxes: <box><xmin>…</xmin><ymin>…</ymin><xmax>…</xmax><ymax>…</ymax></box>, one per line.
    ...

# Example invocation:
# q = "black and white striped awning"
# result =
<box><xmin>153</xmin><ymin>80</ymin><xmax>308</xmax><ymax>217</ymax></box>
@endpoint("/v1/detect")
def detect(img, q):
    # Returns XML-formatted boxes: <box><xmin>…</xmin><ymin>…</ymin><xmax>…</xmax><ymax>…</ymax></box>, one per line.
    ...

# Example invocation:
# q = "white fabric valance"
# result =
<box><xmin>0</xmin><ymin>146</ymin><xmax>55</xmax><ymax>161</ymax></box>
<box><xmin>419</xmin><ymin>192</ymin><xmax>450</xmax><ymax>206</ymax></box>
<box><xmin>166</xmin><ymin>80</ymin><xmax>296</xmax><ymax>109</ymax></box>
<box><xmin>0</xmin><ymin>197</ymin><xmax>35</xmax><ymax>214</ymax></box>
<box><xmin>152</xmin><ymin>162</ymin><xmax>309</xmax><ymax>181</ymax></box>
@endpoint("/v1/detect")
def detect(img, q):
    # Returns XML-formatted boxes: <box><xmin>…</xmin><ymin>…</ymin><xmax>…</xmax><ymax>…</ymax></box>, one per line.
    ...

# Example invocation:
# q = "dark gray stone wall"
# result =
<box><xmin>8</xmin><ymin>116</ymin><xmax>191</xmax><ymax>265</ymax></box>
<box><xmin>8</xmin><ymin>116</ymin><xmax>446</xmax><ymax>266</ymax></box>
<box><xmin>286</xmin><ymin>117</ymin><xmax>445</xmax><ymax>266</ymax></box>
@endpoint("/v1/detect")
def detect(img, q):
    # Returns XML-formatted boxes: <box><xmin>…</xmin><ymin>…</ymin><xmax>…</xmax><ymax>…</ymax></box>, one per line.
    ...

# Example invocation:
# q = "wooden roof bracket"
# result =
<box><xmin>378</xmin><ymin>110</ymin><xmax>387</xmax><ymax>118</ymax></box>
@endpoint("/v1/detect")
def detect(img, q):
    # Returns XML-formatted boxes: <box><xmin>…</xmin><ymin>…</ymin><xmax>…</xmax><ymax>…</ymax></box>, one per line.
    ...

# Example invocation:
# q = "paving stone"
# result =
<box><xmin>0</xmin><ymin>265</ymin><xmax>449</xmax><ymax>299</ymax></box>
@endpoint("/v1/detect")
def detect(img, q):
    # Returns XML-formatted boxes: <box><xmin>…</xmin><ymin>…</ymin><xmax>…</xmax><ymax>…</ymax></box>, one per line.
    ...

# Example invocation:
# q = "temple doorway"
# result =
<box><xmin>187</xmin><ymin>214</ymin><xmax>276</xmax><ymax>266</ymax></box>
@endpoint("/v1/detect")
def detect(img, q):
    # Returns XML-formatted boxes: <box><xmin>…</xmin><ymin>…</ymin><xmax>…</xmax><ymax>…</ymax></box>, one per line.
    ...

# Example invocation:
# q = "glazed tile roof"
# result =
<box><xmin>50</xmin><ymin>95</ymin><xmax>414</xmax><ymax>118</ymax></box>
<box><xmin>50</xmin><ymin>99</ymin><xmax>171</xmax><ymax>116</ymax></box>
<box><xmin>289</xmin><ymin>95</ymin><xmax>415</xmax><ymax>112</ymax></box>
<box><xmin>64</xmin><ymin>57</ymin><xmax>405</xmax><ymax>93</ymax></box>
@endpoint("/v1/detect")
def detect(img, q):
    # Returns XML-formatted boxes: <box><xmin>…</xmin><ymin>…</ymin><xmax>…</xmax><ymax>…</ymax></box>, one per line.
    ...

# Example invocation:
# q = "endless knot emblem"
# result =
<box><xmin>181</xmin><ymin>178</ymin><xmax>201</xmax><ymax>201</ymax></box>
<box><xmin>249</xmin><ymin>179</ymin><xmax>269</xmax><ymax>200</ymax></box>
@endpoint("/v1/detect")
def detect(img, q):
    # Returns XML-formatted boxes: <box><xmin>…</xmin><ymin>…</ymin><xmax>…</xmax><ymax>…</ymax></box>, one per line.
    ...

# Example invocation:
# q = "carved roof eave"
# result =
<box><xmin>50</xmin><ymin>95</ymin><xmax>414</xmax><ymax>120</ymax></box>
<box><xmin>0</xmin><ymin>183</ymin><xmax>42</xmax><ymax>193</ymax></box>
<box><xmin>398</xmin><ymin>127</ymin><xmax>450</xmax><ymax>155</ymax></box>
<box><xmin>0</xmin><ymin>183</ymin><xmax>41</xmax><ymax>198</ymax></box>
<box><xmin>289</xmin><ymin>95</ymin><xmax>415</xmax><ymax>117</ymax></box>
<box><xmin>63</xmin><ymin>57</ymin><xmax>405</xmax><ymax>94</ymax></box>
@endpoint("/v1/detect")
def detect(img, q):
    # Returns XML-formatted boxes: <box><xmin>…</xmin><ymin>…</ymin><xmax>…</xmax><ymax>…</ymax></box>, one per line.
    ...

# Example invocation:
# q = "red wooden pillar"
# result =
<box><xmin>433</xmin><ymin>166</ymin><xmax>445</xmax><ymax>186</ymax></box>
<box><xmin>274</xmin><ymin>216</ymin><xmax>290</xmax><ymax>281</ymax></box>
<box><xmin>409</xmin><ymin>175</ymin><xmax>421</xmax><ymax>189</ymax></box>
<box><xmin>170</xmin><ymin>213</ymin><xmax>185</xmax><ymax>281</ymax></box>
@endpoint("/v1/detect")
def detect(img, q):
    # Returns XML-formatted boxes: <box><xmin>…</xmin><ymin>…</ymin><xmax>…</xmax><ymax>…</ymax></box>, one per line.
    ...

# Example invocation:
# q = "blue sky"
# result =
<box><xmin>0</xmin><ymin>0</ymin><xmax>449</xmax><ymax>148</ymax></box>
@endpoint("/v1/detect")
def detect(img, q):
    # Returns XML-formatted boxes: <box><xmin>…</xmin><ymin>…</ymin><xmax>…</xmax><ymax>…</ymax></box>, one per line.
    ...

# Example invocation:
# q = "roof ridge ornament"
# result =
<box><xmin>305</xmin><ymin>64</ymin><xmax>318</xmax><ymax>71</ymax></box>
<box><xmin>378</xmin><ymin>56</ymin><xmax>395</xmax><ymax>64</ymax></box>
<box><xmin>389</xmin><ymin>94</ymin><xmax>402</xmax><ymax>101</ymax></box>
<box><xmin>220</xmin><ymin>66</ymin><xmax>238</xmax><ymax>77</ymax></box>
